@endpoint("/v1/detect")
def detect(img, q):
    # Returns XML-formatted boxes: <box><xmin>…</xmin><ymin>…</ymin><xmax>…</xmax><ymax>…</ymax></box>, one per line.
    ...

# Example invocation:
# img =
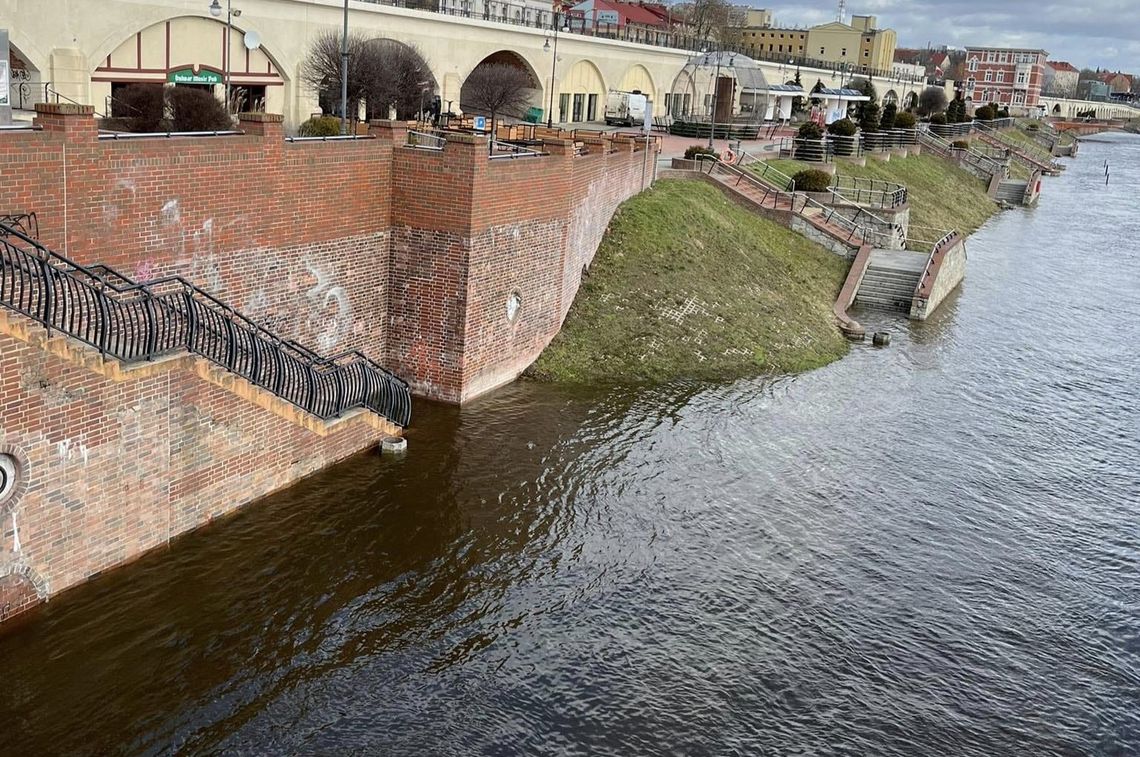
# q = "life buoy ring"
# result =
<box><xmin>723</xmin><ymin>148</ymin><xmax>738</xmax><ymax>165</ymax></box>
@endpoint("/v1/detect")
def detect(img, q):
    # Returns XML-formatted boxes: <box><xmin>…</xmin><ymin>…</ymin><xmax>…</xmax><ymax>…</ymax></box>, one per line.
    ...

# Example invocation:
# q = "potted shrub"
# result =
<box><xmin>827</xmin><ymin>118</ymin><xmax>857</xmax><ymax>156</ymax></box>
<box><xmin>674</xmin><ymin>144</ymin><xmax>719</xmax><ymax>168</ymax></box>
<box><xmin>795</xmin><ymin>121</ymin><xmax>826</xmax><ymax>162</ymax></box>
<box><xmin>790</xmin><ymin>168</ymin><xmax>834</xmax><ymax>202</ymax></box>
<box><xmin>974</xmin><ymin>104</ymin><xmax>996</xmax><ymax>121</ymax></box>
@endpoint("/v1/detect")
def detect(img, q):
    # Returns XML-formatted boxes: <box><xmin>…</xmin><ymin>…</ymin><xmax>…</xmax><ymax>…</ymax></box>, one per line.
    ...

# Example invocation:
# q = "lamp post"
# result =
<box><xmin>543</xmin><ymin>13</ymin><xmax>569</xmax><ymax>129</ymax></box>
<box><xmin>208</xmin><ymin>0</ymin><xmax>241</xmax><ymax>112</ymax></box>
<box><xmin>340</xmin><ymin>0</ymin><xmax>349</xmax><ymax>135</ymax></box>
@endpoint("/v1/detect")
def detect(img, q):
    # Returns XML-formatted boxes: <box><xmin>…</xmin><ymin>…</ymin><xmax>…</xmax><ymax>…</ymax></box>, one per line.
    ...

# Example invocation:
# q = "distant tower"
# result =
<box><xmin>837</xmin><ymin>0</ymin><xmax>847</xmax><ymax>24</ymax></box>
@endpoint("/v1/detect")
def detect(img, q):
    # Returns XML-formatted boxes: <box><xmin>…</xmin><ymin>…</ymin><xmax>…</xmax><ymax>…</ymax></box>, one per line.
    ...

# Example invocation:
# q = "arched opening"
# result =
<box><xmin>903</xmin><ymin>91</ymin><xmax>918</xmax><ymax>111</ymax></box>
<box><xmin>559</xmin><ymin>59</ymin><xmax>606</xmax><ymax>123</ymax></box>
<box><xmin>883</xmin><ymin>89</ymin><xmax>898</xmax><ymax>106</ymax></box>
<box><xmin>460</xmin><ymin>50</ymin><xmax>542</xmax><ymax>122</ymax></box>
<box><xmin>92</xmin><ymin>17</ymin><xmax>286</xmax><ymax>116</ymax></box>
<box><xmin>619</xmin><ymin>64</ymin><xmax>655</xmax><ymax>102</ymax></box>
<box><xmin>1053</xmin><ymin>104</ymin><xmax>1061</xmax><ymax>114</ymax></box>
<box><xmin>6</xmin><ymin>45</ymin><xmax>42</xmax><ymax>111</ymax></box>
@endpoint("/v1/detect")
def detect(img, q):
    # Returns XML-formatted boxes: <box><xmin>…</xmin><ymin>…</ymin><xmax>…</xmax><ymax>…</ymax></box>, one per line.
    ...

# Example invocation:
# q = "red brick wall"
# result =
<box><xmin>0</xmin><ymin>108</ymin><xmax>655</xmax><ymax>620</ymax></box>
<box><xmin>0</xmin><ymin>328</ymin><xmax>380</xmax><ymax>618</ymax></box>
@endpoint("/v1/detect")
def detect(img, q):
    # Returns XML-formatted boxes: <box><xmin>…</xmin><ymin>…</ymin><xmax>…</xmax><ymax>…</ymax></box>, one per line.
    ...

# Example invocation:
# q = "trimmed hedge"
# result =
<box><xmin>797</xmin><ymin>122</ymin><xmax>824</xmax><ymax>139</ymax></box>
<box><xmin>791</xmin><ymin>169</ymin><xmax>833</xmax><ymax>192</ymax></box>
<box><xmin>827</xmin><ymin>118</ymin><xmax>857</xmax><ymax>136</ymax></box>
<box><xmin>298</xmin><ymin>116</ymin><xmax>343</xmax><ymax>137</ymax></box>
<box><xmin>951</xmin><ymin>140</ymin><xmax>970</xmax><ymax>149</ymax></box>
<box><xmin>684</xmin><ymin>144</ymin><xmax>720</xmax><ymax>160</ymax></box>
<box><xmin>894</xmin><ymin>111</ymin><xmax>916</xmax><ymax>129</ymax></box>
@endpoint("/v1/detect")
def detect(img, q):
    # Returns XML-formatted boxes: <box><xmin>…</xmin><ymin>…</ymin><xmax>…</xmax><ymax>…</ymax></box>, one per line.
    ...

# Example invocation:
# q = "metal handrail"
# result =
<box><xmin>698</xmin><ymin>155</ymin><xmax>801</xmax><ymax>211</ymax></box>
<box><xmin>745</xmin><ymin>156</ymin><xmax>796</xmax><ymax>191</ymax></box>
<box><xmin>0</xmin><ymin>221</ymin><xmax>412</xmax><ymax>428</ymax></box>
<box><xmin>915</xmin><ymin>230</ymin><xmax>961</xmax><ymax>297</ymax></box>
<box><xmin>973</xmin><ymin>121</ymin><xmax>1059</xmax><ymax>168</ymax></box>
<box><xmin>99</xmin><ymin>130</ymin><xmax>244</xmax><ymax>140</ymax></box>
<box><xmin>285</xmin><ymin>134</ymin><xmax>375</xmax><ymax>143</ymax></box>
<box><xmin>489</xmin><ymin>140</ymin><xmax>545</xmax><ymax>159</ymax></box>
<box><xmin>917</xmin><ymin>128</ymin><xmax>1006</xmax><ymax>177</ymax></box>
<box><xmin>830</xmin><ymin>174</ymin><xmax>908</xmax><ymax>208</ymax></box>
<box><xmin>406</xmin><ymin>130</ymin><xmax>447</xmax><ymax>150</ymax></box>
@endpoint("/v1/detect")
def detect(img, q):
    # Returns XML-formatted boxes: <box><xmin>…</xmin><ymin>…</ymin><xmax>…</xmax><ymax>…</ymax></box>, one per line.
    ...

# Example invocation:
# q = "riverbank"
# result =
<box><xmin>764</xmin><ymin>153</ymin><xmax>999</xmax><ymax>237</ymax></box>
<box><xmin>526</xmin><ymin>179</ymin><xmax>850</xmax><ymax>384</ymax></box>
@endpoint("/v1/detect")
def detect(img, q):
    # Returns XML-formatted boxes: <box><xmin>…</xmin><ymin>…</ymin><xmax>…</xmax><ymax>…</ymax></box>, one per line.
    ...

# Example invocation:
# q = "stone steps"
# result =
<box><xmin>855</xmin><ymin>250</ymin><xmax>925</xmax><ymax>312</ymax></box>
<box><xmin>995</xmin><ymin>181</ymin><xmax>1028</xmax><ymax>204</ymax></box>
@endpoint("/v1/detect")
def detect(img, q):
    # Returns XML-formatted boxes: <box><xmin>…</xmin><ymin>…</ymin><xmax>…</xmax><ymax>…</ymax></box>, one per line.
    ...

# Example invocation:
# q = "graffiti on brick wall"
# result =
<box><xmin>304</xmin><ymin>262</ymin><xmax>353</xmax><ymax>352</ymax></box>
<box><xmin>56</xmin><ymin>437</ymin><xmax>91</xmax><ymax>466</ymax></box>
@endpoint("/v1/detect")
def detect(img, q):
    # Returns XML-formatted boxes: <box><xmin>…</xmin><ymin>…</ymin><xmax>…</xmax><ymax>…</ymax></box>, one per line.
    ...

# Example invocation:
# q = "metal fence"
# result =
<box><xmin>830</xmin><ymin>175</ymin><xmax>908</xmax><ymax>209</ymax></box>
<box><xmin>0</xmin><ymin>216</ymin><xmax>412</xmax><ymax>428</ymax></box>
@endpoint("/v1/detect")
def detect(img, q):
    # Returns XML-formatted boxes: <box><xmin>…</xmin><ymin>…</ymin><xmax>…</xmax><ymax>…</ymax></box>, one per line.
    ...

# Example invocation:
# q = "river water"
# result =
<box><xmin>2</xmin><ymin>135</ymin><xmax>1139</xmax><ymax>756</ymax></box>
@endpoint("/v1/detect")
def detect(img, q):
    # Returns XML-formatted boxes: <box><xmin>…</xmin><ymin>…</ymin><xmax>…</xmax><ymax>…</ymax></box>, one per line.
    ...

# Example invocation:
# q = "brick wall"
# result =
<box><xmin>0</xmin><ymin>107</ymin><xmax>655</xmax><ymax>620</ymax></box>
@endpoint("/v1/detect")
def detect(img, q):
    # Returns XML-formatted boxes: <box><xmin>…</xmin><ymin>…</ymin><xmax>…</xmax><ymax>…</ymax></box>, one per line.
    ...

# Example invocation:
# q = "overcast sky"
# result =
<box><xmin>760</xmin><ymin>0</ymin><xmax>1139</xmax><ymax>72</ymax></box>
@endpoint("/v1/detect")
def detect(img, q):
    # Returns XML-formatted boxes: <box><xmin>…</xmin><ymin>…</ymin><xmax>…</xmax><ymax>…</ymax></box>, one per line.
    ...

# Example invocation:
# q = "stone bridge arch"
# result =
<box><xmin>459</xmin><ymin>50</ymin><xmax>544</xmax><ymax>119</ymax></box>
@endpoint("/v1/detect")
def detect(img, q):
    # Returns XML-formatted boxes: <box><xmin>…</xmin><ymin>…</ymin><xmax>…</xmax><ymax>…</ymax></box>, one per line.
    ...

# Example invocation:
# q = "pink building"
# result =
<box><xmin>964</xmin><ymin>46</ymin><xmax>1048</xmax><ymax>112</ymax></box>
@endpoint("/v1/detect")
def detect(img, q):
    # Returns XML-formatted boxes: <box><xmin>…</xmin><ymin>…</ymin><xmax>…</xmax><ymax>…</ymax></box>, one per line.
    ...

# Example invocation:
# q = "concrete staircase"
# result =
<box><xmin>854</xmin><ymin>249</ymin><xmax>927</xmax><ymax>312</ymax></box>
<box><xmin>994</xmin><ymin>180</ymin><xmax>1029</xmax><ymax>204</ymax></box>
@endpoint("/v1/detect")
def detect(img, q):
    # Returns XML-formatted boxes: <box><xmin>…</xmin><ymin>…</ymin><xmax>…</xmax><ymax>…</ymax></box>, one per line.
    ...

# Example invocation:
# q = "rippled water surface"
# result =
<box><xmin>2</xmin><ymin>135</ymin><xmax>1139</xmax><ymax>756</ymax></box>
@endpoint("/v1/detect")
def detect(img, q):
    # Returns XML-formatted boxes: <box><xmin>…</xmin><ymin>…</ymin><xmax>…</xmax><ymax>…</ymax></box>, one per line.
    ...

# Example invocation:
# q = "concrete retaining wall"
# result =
<box><xmin>910</xmin><ymin>236</ymin><xmax>967</xmax><ymax>320</ymax></box>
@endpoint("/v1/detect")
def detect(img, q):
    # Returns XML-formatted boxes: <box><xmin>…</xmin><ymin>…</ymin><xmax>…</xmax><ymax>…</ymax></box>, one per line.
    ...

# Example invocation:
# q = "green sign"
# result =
<box><xmin>167</xmin><ymin>68</ymin><xmax>222</xmax><ymax>85</ymax></box>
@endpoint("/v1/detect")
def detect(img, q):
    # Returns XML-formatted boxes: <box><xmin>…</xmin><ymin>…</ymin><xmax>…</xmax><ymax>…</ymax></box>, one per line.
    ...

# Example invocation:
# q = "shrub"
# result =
<box><xmin>683</xmin><ymin>144</ymin><xmax>719</xmax><ymax>161</ymax></box>
<box><xmin>951</xmin><ymin>140</ymin><xmax>970</xmax><ymax>149</ymax></box>
<box><xmin>298</xmin><ymin>115</ymin><xmax>343</xmax><ymax>137</ymax></box>
<box><xmin>114</xmin><ymin>83</ymin><xmax>166</xmax><ymax>133</ymax></box>
<box><xmin>929</xmin><ymin>112</ymin><xmax>948</xmax><ymax>125</ymax></box>
<box><xmin>791</xmin><ymin>169</ymin><xmax>833</xmax><ymax>192</ymax></box>
<box><xmin>998</xmin><ymin>107</ymin><xmax>1010</xmax><ymax>118</ymax></box>
<box><xmin>1026</xmin><ymin>122</ymin><xmax>1040</xmax><ymax>131</ymax></box>
<box><xmin>859</xmin><ymin>101</ymin><xmax>881</xmax><ymax>133</ymax></box>
<box><xmin>827</xmin><ymin>118</ymin><xmax>857</xmax><ymax>136</ymax></box>
<box><xmin>879</xmin><ymin>103</ymin><xmax>897</xmax><ymax>130</ymax></box>
<box><xmin>166</xmin><ymin>86</ymin><xmax>233</xmax><ymax>132</ymax></box>
<box><xmin>797</xmin><ymin>121</ymin><xmax>824</xmax><ymax>139</ymax></box>
<box><xmin>974</xmin><ymin>104</ymin><xmax>996</xmax><ymax>121</ymax></box>
<box><xmin>894</xmin><ymin>111</ymin><xmax>916</xmax><ymax>129</ymax></box>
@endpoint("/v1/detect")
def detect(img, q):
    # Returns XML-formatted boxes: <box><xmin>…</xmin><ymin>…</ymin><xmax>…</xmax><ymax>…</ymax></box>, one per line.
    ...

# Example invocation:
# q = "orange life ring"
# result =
<box><xmin>723</xmin><ymin>148</ymin><xmax>738</xmax><ymax>165</ymax></box>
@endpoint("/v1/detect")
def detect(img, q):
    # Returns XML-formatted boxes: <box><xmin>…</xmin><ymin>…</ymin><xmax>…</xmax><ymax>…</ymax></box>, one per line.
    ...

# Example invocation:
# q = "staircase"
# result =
<box><xmin>0</xmin><ymin>214</ymin><xmax>412</xmax><ymax>428</ymax></box>
<box><xmin>854</xmin><ymin>249</ymin><xmax>926</xmax><ymax>312</ymax></box>
<box><xmin>994</xmin><ymin>180</ymin><xmax>1029</xmax><ymax>204</ymax></box>
<box><xmin>698</xmin><ymin>157</ymin><xmax>892</xmax><ymax>249</ymax></box>
<box><xmin>973</xmin><ymin>127</ymin><xmax>1062</xmax><ymax>175</ymax></box>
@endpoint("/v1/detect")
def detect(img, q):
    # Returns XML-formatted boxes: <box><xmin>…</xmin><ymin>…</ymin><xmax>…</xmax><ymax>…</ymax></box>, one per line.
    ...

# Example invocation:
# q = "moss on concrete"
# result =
<box><xmin>527</xmin><ymin>179</ymin><xmax>850</xmax><ymax>385</ymax></box>
<box><xmin>763</xmin><ymin>153</ymin><xmax>999</xmax><ymax>238</ymax></box>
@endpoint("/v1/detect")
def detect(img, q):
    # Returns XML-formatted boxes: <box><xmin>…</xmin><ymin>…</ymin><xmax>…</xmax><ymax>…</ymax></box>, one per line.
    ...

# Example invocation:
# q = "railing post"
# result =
<box><xmin>143</xmin><ymin>293</ymin><xmax>158</xmax><ymax>359</ymax></box>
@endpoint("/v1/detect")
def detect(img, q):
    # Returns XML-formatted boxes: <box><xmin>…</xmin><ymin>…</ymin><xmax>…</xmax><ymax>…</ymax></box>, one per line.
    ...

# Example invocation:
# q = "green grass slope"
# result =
<box><xmin>527</xmin><ymin>179</ymin><xmax>850</xmax><ymax>384</ymax></box>
<box><xmin>763</xmin><ymin>153</ymin><xmax>998</xmax><ymax>238</ymax></box>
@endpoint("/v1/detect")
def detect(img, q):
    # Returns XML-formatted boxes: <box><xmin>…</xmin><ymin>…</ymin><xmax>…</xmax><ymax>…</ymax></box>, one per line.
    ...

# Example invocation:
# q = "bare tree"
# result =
<box><xmin>460</xmin><ymin>63</ymin><xmax>533</xmax><ymax>144</ymax></box>
<box><xmin>301</xmin><ymin>30</ymin><xmax>377</xmax><ymax>122</ymax></box>
<box><xmin>680</xmin><ymin>0</ymin><xmax>732</xmax><ymax>46</ymax></box>
<box><xmin>365</xmin><ymin>40</ymin><xmax>435</xmax><ymax>121</ymax></box>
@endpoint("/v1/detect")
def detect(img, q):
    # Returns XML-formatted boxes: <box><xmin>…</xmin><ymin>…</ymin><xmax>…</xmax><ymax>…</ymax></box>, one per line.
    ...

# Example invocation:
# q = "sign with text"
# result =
<box><xmin>474</xmin><ymin>115</ymin><xmax>487</xmax><ymax>131</ymax></box>
<box><xmin>167</xmin><ymin>68</ymin><xmax>223</xmax><ymax>85</ymax></box>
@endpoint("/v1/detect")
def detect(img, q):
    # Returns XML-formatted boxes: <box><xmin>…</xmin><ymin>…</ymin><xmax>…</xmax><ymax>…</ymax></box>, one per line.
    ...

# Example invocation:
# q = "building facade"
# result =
<box><xmin>733</xmin><ymin>14</ymin><xmax>896</xmax><ymax>75</ymax></box>
<box><xmin>963</xmin><ymin>46</ymin><xmax>1047</xmax><ymax>111</ymax></box>
<box><xmin>1043</xmin><ymin>60</ymin><xmax>1079</xmax><ymax>98</ymax></box>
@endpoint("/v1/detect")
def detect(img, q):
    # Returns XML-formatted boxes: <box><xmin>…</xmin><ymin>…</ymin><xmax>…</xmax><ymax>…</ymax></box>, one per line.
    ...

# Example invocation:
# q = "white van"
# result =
<box><xmin>604</xmin><ymin>90</ymin><xmax>648</xmax><ymax>127</ymax></box>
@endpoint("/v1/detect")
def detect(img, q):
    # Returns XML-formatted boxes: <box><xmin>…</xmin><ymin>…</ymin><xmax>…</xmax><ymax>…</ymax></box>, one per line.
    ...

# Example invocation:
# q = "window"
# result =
<box><xmin>572</xmin><ymin>93</ymin><xmax>584</xmax><ymax>121</ymax></box>
<box><xmin>820</xmin><ymin>47</ymin><xmax>825</xmax><ymax>55</ymax></box>
<box><xmin>1013</xmin><ymin>91</ymin><xmax>1025</xmax><ymax>104</ymax></box>
<box><xmin>559</xmin><ymin>93</ymin><xmax>570</xmax><ymax>122</ymax></box>
<box><xmin>967</xmin><ymin>77</ymin><xmax>976</xmax><ymax>90</ymax></box>
<box><xmin>985</xmin><ymin>70</ymin><xmax>992</xmax><ymax>82</ymax></box>
<box><xmin>968</xmin><ymin>58</ymin><xmax>978</xmax><ymax>72</ymax></box>
<box><xmin>1017</xmin><ymin>71</ymin><xmax>1027</xmax><ymax>85</ymax></box>
<box><xmin>864</xmin><ymin>50</ymin><xmax>870</xmax><ymax>57</ymax></box>
<box><xmin>587</xmin><ymin>93</ymin><xmax>597</xmax><ymax>121</ymax></box>
<box><xmin>986</xmin><ymin>51</ymin><xmax>995</xmax><ymax>62</ymax></box>
<box><xmin>841</xmin><ymin>47</ymin><xmax>847</xmax><ymax>56</ymax></box>
<box><xmin>999</xmin><ymin>52</ymin><xmax>1007</xmax><ymax>63</ymax></box>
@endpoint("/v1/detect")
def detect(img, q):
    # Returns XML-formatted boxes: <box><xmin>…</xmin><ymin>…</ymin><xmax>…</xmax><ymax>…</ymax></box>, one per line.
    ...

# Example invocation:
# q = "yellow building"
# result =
<box><xmin>733</xmin><ymin>14</ymin><xmax>897</xmax><ymax>76</ymax></box>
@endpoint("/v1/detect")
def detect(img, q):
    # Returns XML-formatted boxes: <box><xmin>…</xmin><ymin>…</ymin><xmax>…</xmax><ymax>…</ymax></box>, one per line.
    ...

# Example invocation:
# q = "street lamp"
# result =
<box><xmin>340</xmin><ymin>0</ymin><xmax>349</xmax><ymax>135</ymax></box>
<box><xmin>208</xmin><ymin>0</ymin><xmax>241</xmax><ymax>112</ymax></box>
<box><xmin>543</xmin><ymin>13</ymin><xmax>569</xmax><ymax>129</ymax></box>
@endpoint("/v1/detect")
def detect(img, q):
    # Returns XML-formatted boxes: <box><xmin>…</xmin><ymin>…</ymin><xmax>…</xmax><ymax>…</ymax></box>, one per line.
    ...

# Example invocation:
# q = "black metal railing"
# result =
<box><xmin>0</xmin><ymin>217</ymin><xmax>411</xmax><ymax>428</ymax></box>
<box><xmin>830</xmin><ymin>175</ymin><xmax>908</xmax><ymax>209</ymax></box>
<box><xmin>698</xmin><ymin>155</ymin><xmax>802</xmax><ymax>210</ymax></box>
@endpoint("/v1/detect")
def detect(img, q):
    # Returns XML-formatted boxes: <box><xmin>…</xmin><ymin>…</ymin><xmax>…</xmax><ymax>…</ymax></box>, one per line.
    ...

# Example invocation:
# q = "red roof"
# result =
<box><xmin>1048</xmin><ymin>61</ymin><xmax>1079</xmax><ymax>73</ymax></box>
<box><xmin>609</xmin><ymin>0</ymin><xmax>669</xmax><ymax>26</ymax></box>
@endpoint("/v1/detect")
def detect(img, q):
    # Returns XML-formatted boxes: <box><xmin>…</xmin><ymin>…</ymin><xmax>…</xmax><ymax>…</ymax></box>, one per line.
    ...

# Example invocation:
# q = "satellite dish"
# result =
<box><xmin>243</xmin><ymin>30</ymin><xmax>261</xmax><ymax>51</ymax></box>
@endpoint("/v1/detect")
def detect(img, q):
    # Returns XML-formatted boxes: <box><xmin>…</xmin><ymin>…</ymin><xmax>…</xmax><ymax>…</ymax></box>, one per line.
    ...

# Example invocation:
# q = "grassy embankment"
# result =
<box><xmin>762</xmin><ymin>153</ymin><xmax>998</xmax><ymax>239</ymax></box>
<box><xmin>527</xmin><ymin>179</ymin><xmax>851</xmax><ymax>384</ymax></box>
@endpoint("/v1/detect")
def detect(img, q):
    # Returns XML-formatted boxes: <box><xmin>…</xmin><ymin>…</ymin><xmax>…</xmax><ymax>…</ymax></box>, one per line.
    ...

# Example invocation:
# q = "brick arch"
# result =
<box><xmin>0</xmin><ymin>564</ymin><xmax>49</xmax><ymax>622</ymax></box>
